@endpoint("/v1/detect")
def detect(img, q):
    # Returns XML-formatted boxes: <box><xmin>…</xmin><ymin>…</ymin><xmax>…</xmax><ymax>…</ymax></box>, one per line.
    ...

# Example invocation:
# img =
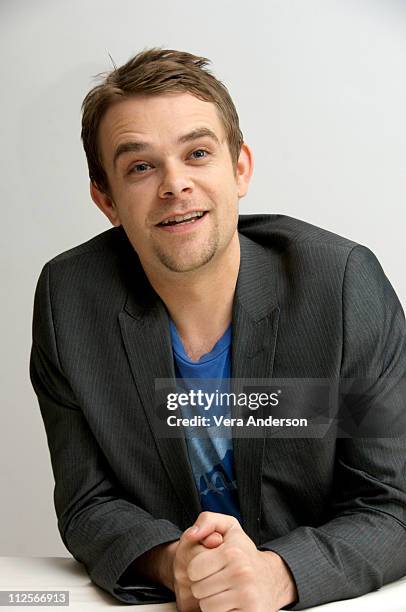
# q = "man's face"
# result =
<box><xmin>94</xmin><ymin>92</ymin><xmax>251</xmax><ymax>275</ymax></box>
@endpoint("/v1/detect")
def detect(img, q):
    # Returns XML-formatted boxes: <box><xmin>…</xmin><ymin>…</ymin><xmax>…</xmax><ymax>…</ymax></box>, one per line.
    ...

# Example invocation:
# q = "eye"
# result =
<box><xmin>129</xmin><ymin>162</ymin><xmax>152</xmax><ymax>174</ymax></box>
<box><xmin>190</xmin><ymin>148</ymin><xmax>209</xmax><ymax>160</ymax></box>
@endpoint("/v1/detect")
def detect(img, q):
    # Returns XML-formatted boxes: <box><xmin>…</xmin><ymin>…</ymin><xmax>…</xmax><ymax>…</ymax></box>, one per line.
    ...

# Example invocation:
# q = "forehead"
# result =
<box><xmin>98</xmin><ymin>92</ymin><xmax>225</xmax><ymax>161</ymax></box>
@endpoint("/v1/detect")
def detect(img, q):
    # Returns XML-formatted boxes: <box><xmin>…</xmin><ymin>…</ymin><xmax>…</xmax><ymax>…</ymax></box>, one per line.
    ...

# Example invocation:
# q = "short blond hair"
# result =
<box><xmin>81</xmin><ymin>48</ymin><xmax>244</xmax><ymax>194</ymax></box>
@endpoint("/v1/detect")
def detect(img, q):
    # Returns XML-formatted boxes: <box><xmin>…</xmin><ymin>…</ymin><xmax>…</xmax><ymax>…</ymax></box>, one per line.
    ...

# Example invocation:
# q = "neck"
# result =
<box><xmin>142</xmin><ymin>233</ymin><xmax>240</xmax><ymax>356</ymax></box>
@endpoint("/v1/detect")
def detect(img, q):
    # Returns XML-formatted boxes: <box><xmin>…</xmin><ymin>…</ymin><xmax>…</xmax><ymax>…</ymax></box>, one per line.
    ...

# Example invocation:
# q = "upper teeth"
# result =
<box><xmin>161</xmin><ymin>211</ymin><xmax>204</xmax><ymax>225</ymax></box>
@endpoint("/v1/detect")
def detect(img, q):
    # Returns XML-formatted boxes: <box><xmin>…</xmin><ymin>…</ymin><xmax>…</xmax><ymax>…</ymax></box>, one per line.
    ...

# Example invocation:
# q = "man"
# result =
<box><xmin>30</xmin><ymin>48</ymin><xmax>406</xmax><ymax>611</ymax></box>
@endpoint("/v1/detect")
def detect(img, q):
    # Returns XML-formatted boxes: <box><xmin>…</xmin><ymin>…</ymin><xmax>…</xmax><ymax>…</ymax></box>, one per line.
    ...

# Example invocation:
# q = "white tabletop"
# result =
<box><xmin>1</xmin><ymin>557</ymin><xmax>405</xmax><ymax>611</ymax></box>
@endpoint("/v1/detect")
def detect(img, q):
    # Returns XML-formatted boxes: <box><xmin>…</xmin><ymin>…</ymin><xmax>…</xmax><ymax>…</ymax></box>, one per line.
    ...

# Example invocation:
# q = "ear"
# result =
<box><xmin>90</xmin><ymin>182</ymin><xmax>121</xmax><ymax>226</ymax></box>
<box><xmin>236</xmin><ymin>143</ymin><xmax>254</xmax><ymax>199</ymax></box>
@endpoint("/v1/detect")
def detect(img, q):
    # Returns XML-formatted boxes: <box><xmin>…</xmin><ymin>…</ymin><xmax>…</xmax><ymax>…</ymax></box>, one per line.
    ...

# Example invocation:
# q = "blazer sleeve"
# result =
<box><xmin>30</xmin><ymin>263</ymin><xmax>181</xmax><ymax>604</ymax></box>
<box><xmin>259</xmin><ymin>245</ymin><xmax>406</xmax><ymax>610</ymax></box>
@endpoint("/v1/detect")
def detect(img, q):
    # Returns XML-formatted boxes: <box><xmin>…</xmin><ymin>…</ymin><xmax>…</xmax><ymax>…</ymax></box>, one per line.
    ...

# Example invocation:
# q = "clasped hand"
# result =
<box><xmin>172</xmin><ymin>511</ymin><xmax>296</xmax><ymax>612</ymax></box>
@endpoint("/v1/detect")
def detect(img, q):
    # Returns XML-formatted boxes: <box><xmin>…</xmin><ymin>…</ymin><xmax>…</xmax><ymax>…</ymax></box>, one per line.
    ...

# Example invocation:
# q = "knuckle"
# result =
<box><xmin>173</xmin><ymin>566</ymin><xmax>187</xmax><ymax>584</ymax></box>
<box><xmin>173</xmin><ymin>566</ymin><xmax>180</xmax><ymax>581</ymax></box>
<box><xmin>235</xmin><ymin>563</ymin><xmax>254</xmax><ymax>581</ymax></box>
<box><xmin>186</xmin><ymin>561</ymin><xmax>197</xmax><ymax>582</ymax></box>
<box><xmin>224</xmin><ymin>545</ymin><xmax>242</xmax><ymax>561</ymax></box>
<box><xmin>179</xmin><ymin>533</ymin><xmax>189</xmax><ymax>546</ymax></box>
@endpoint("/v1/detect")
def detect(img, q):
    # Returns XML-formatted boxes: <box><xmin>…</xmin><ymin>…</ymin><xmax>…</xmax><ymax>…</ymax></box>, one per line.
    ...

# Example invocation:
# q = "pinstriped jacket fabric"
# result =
<box><xmin>30</xmin><ymin>214</ymin><xmax>406</xmax><ymax>609</ymax></box>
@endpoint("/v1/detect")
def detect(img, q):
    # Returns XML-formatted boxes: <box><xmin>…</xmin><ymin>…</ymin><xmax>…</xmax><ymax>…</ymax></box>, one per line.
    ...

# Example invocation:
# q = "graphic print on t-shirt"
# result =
<box><xmin>199</xmin><ymin>447</ymin><xmax>241</xmax><ymax>520</ymax></box>
<box><xmin>169</xmin><ymin>320</ymin><xmax>242</xmax><ymax>523</ymax></box>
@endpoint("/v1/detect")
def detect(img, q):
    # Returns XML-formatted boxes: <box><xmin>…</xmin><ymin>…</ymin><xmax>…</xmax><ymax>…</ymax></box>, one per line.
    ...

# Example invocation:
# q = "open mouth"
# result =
<box><xmin>157</xmin><ymin>211</ymin><xmax>208</xmax><ymax>227</ymax></box>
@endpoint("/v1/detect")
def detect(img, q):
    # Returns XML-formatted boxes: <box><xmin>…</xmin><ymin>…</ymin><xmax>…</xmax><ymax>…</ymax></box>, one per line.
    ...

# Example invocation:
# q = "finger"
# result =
<box><xmin>187</xmin><ymin>547</ymin><xmax>227</xmax><ymax>582</ymax></box>
<box><xmin>183</xmin><ymin>526</ymin><xmax>223</xmax><ymax>547</ymax></box>
<box><xmin>175</xmin><ymin>584</ymin><xmax>200</xmax><ymax>612</ymax></box>
<box><xmin>197</xmin><ymin>588</ymin><xmax>238</xmax><ymax>612</ymax></box>
<box><xmin>177</xmin><ymin>530</ymin><xmax>223</xmax><ymax>573</ymax></box>
<box><xmin>201</xmin><ymin>531</ymin><xmax>223</xmax><ymax>548</ymax></box>
<box><xmin>176</xmin><ymin>536</ymin><xmax>207</xmax><ymax>566</ymax></box>
<box><xmin>188</xmin><ymin>512</ymin><xmax>240</xmax><ymax>542</ymax></box>
<box><xmin>190</xmin><ymin>563</ymin><xmax>237</xmax><ymax>600</ymax></box>
<box><xmin>183</xmin><ymin>526</ymin><xmax>224</xmax><ymax>551</ymax></box>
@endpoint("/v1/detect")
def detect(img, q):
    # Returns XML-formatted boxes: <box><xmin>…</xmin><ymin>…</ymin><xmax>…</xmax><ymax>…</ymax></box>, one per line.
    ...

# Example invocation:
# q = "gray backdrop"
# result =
<box><xmin>1</xmin><ymin>0</ymin><xmax>405</xmax><ymax>557</ymax></box>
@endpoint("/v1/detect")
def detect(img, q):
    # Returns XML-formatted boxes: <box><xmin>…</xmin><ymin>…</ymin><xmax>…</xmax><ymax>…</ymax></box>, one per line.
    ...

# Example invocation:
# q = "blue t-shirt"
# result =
<box><xmin>169</xmin><ymin>321</ymin><xmax>241</xmax><ymax>523</ymax></box>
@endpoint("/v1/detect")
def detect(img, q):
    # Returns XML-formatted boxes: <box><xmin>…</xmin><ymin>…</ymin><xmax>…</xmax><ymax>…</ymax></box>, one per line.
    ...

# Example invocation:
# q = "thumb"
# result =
<box><xmin>200</xmin><ymin>531</ymin><xmax>223</xmax><ymax>548</ymax></box>
<box><xmin>188</xmin><ymin>512</ymin><xmax>239</xmax><ymax>543</ymax></box>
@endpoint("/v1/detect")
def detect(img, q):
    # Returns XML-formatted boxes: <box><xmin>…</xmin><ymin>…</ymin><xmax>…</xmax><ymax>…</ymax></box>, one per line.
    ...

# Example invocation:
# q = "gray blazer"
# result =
<box><xmin>30</xmin><ymin>214</ymin><xmax>406</xmax><ymax>609</ymax></box>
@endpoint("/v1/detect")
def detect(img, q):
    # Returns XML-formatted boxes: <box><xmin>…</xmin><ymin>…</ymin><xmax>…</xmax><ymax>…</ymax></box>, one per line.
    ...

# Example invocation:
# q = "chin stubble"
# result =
<box><xmin>154</xmin><ymin>230</ymin><xmax>220</xmax><ymax>273</ymax></box>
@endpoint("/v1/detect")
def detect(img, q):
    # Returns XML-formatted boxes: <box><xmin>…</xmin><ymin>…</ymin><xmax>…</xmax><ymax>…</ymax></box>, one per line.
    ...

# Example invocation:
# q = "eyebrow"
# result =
<box><xmin>112</xmin><ymin>127</ymin><xmax>221</xmax><ymax>167</ymax></box>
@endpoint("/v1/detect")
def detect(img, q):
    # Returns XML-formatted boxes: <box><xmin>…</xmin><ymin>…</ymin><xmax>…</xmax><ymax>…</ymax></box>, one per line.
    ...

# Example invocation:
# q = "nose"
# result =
<box><xmin>158</xmin><ymin>161</ymin><xmax>194</xmax><ymax>199</ymax></box>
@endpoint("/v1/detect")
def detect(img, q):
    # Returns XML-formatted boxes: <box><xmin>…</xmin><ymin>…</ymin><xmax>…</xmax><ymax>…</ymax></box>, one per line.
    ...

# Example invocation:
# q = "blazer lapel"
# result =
<box><xmin>118</xmin><ymin>256</ymin><xmax>201</xmax><ymax>524</ymax></box>
<box><xmin>116</xmin><ymin>231</ymin><xmax>280</xmax><ymax>537</ymax></box>
<box><xmin>231</xmin><ymin>234</ymin><xmax>280</xmax><ymax>543</ymax></box>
